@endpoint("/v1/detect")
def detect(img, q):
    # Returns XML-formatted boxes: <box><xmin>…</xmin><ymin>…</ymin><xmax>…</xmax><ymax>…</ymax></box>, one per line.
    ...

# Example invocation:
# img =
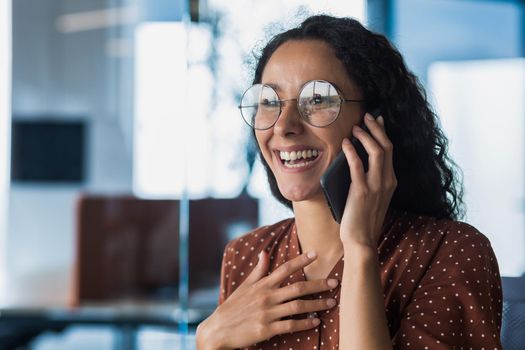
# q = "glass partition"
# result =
<box><xmin>0</xmin><ymin>0</ymin><xmax>12</xmax><ymax>303</ymax></box>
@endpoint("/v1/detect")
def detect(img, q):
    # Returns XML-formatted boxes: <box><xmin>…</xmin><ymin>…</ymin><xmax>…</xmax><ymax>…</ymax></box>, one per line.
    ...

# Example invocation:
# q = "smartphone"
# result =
<box><xmin>320</xmin><ymin>109</ymin><xmax>381</xmax><ymax>223</ymax></box>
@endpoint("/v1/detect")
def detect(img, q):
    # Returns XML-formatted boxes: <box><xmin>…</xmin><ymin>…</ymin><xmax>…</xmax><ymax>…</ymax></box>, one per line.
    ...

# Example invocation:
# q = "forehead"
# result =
<box><xmin>261</xmin><ymin>39</ymin><xmax>358</xmax><ymax>96</ymax></box>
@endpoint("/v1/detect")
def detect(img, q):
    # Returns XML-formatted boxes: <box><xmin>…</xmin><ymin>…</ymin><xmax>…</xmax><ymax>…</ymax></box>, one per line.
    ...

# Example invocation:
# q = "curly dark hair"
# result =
<box><xmin>250</xmin><ymin>14</ymin><xmax>465</xmax><ymax>221</ymax></box>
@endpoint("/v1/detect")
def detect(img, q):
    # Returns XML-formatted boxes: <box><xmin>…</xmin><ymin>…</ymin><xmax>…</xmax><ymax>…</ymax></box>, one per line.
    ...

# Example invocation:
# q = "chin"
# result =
<box><xmin>278</xmin><ymin>183</ymin><xmax>321</xmax><ymax>203</ymax></box>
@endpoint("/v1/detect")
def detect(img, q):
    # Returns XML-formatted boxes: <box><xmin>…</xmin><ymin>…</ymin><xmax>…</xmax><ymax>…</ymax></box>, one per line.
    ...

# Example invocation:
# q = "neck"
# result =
<box><xmin>292</xmin><ymin>192</ymin><xmax>344</xmax><ymax>259</ymax></box>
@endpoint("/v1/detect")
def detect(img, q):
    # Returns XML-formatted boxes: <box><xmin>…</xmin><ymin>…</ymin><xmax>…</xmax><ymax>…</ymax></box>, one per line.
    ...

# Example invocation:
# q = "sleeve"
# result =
<box><xmin>392</xmin><ymin>225</ymin><xmax>503</xmax><ymax>349</ymax></box>
<box><xmin>218</xmin><ymin>240</ymin><xmax>235</xmax><ymax>305</ymax></box>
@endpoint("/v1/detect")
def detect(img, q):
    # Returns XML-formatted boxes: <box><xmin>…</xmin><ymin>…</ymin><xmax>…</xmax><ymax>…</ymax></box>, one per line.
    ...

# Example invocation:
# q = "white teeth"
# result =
<box><xmin>284</xmin><ymin>160</ymin><xmax>314</xmax><ymax>168</ymax></box>
<box><xmin>279</xmin><ymin>149</ymin><xmax>320</xmax><ymax>162</ymax></box>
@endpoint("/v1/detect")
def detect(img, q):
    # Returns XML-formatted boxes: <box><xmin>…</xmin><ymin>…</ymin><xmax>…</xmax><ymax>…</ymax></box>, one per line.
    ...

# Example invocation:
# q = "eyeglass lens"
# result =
<box><xmin>239</xmin><ymin>80</ymin><xmax>342</xmax><ymax>130</ymax></box>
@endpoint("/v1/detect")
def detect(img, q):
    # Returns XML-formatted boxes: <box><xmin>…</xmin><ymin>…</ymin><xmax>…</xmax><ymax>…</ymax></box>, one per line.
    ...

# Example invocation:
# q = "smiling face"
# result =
<box><xmin>255</xmin><ymin>39</ymin><xmax>365</xmax><ymax>203</ymax></box>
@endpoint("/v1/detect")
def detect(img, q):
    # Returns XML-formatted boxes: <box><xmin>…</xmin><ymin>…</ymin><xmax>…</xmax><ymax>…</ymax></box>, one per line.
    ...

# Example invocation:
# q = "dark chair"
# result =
<box><xmin>501</xmin><ymin>276</ymin><xmax>525</xmax><ymax>350</ymax></box>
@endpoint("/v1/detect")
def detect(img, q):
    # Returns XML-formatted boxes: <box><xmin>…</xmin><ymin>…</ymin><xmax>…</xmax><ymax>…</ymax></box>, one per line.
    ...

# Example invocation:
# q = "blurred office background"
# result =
<box><xmin>0</xmin><ymin>0</ymin><xmax>524</xmax><ymax>349</ymax></box>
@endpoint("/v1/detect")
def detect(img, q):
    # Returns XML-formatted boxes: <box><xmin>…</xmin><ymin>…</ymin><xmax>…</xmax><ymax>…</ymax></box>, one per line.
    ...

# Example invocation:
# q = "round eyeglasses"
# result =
<box><xmin>238</xmin><ymin>80</ymin><xmax>365</xmax><ymax>130</ymax></box>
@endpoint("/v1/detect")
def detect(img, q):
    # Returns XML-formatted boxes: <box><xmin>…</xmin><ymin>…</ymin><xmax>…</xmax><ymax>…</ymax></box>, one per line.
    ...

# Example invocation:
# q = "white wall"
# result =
<box><xmin>6</xmin><ymin>0</ymin><xmax>134</xmax><ymax>306</ymax></box>
<box><xmin>0</xmin><ymin>0</ymin><xmax>12</xmax><ymax>301</ymax></box>
<box><xmin>429</xmin><ymin>59</ymin><xmax>525</xmax><ymax>277</ymax></box>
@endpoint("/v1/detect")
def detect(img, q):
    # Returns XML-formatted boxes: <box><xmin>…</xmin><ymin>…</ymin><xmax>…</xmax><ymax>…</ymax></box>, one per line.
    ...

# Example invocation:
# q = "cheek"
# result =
<box><xmin>330</xmin><ymin>123</ymin><xmax>355</xmax><ymax>147</ymax></box>
<box><xmin>338</xmin><ymin>108</ymin><xmax>362</xmax><ymax>136</ymax></box>
<box><xmin>320</xmin><ymin>129</ymin><xmax>347</xmax><ymax>152</ymax></box>
<box><xmin>255</xmin><ymin>132</ymin><xmax>273</xmax><ymax>164</ymax></box>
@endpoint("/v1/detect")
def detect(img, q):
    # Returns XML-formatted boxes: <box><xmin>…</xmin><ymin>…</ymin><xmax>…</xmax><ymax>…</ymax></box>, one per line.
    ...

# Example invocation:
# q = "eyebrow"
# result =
<box><xmin>262</xmin><ymin>80</ymin><xmax>346</xmax><ymax>95</ymax></box>
<box><xmin>263</xmin><ymin>82</ymin><xmax>280</xmax><ymax>91</ymax></box>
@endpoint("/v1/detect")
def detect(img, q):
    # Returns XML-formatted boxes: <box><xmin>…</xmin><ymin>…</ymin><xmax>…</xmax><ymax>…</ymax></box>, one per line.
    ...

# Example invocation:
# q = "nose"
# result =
<box><xmin>273</xmin><ymin>100</ymin><xmax>304</xmax><ymax>137</ymax></box>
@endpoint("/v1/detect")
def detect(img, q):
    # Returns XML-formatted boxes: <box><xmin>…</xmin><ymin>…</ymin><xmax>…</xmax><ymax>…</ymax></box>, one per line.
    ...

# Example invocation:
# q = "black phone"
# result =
<box><xmin>320</xmin><ymin>109</ymin><xmax>381</xmax><ymax>223</ymax></box>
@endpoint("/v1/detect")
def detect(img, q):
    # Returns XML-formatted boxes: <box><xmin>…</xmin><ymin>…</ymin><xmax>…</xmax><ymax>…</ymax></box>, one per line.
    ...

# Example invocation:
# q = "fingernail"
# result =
<box><xmin>328</xmin><ymin>279</ymin><xmax>339</xmax><ymax>288</ymax></box>
<box><xmin>342</xmin><ymin>138</ymin><xmax>350</xmax><ymax>145</ymax></box>
<box><xmin>365</xmin><ymin>113</ymin><xmax>374</xmax><ymax>120</ymax></box>
<box><xmin>312</xmin><ymin>318</ymin><xmax>320</xmax><ymax>325</ymax></box>
<box><xmin>353</xmin><ymin>125</ymin><xmax>362</xmax><ymax>133</ymax></box>
<box><xmin>307</xmin><ymin>250</ymin><xmax>317</xmax><ymax>259</ymax></box>
<box><xmin>258</xmin><ymin>251</ymin><xmax>263</xmax><ymax>262</ymax></box>
<box><xmin>378</xmin><ymin>116</ymin><xmax>384</xmax><ymax>125</ymax></box>
<box><xmin>327</xmin><ymin>299</ymin><xmax>336</xmax><ymax>307</ymax></box>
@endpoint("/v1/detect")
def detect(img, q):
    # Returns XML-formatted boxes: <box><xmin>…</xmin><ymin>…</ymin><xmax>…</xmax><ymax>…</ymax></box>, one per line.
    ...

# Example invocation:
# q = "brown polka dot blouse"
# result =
<box><xmin>218</xmin><ymin>209</ymin><xmax>503</xmax><ymax>349</ymax></box>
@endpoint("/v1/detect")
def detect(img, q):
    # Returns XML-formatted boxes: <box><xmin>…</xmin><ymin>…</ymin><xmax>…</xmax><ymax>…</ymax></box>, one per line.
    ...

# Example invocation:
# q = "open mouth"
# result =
<box><xmin>277</xmin><ymin>149</ymin><xmax>321</xmax><ymax>169</ymax></box>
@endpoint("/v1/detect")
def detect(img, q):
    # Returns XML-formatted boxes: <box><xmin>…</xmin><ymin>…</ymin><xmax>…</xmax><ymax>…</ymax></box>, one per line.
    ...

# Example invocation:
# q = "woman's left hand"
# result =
<box><xmin>339</xmin><ymin>112</ymin><xmax>397</xmax><ymax>249</ymax></box>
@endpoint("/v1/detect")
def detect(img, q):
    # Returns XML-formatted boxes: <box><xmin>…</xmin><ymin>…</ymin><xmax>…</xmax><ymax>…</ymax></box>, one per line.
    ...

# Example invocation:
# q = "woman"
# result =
<box><xmin>196</xmin><ymin>15</ymin><xmax>502</xmax><ymax>349</ymax></box>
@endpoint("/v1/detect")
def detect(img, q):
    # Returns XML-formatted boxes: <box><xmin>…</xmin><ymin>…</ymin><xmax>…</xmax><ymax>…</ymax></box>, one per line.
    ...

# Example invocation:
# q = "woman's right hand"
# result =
<box><xmin>195</xmin><ymin>250</ymin><xmax>339</xmax><ymax>350</ymax></box>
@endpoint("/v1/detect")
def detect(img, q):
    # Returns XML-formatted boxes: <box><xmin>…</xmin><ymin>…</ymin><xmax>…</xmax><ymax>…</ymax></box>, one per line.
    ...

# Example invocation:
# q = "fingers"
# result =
<box><xmin>242</xmin><ymin>250</ymin><xmax>270</xmax><ymax>286</ymax></box>
<box><xmin>268</xmin><ymin>298</ymin><xmax>337</xmax><ymax>320</ymax></box>
<box><xmin>341</xmin><ymin>136</ymin><xmax>366</xmax><ymax>188</ymax></box>
<box><xmin>263</xmin><ymin>251</ymin><xmax>317</xmax><ymax>287</ymax></box>
<box><xmin>346</xmin><ymin>113</ymin><xmax>395</xmax><ymax>190</ymax></box>
<box><xmin>273</xmin><ymin>279</ymin><xmax>339</xmax><ymax>303</ymax></box>
<box><xmin>365</xmin><ymin>114</ymin><xmax>394</xmax><ymax>177</ymax></box>
<box><xmin>267</xmin><ymin>317</ymin><xmax>321</xmax><ymax>337</ymax></box>
<box><xmin>369</xmin><ymin>115</ymin><xmax>397</xmax><ymax>190</ymax></box>
<box><xmin>366</xmin><ymin>114</ymin><xmax>392</xmax><ymax>152</ymax></box>
<box><xmin>351</xmin><ymin>121</ymin><xmax>384</xmax><ymax>187</ymax></box>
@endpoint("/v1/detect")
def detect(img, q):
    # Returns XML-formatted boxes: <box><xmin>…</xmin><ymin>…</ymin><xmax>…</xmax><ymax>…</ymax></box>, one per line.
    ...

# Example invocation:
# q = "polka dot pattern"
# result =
<box><xmin>218</xmin><ymin>209</ymin><xmax>503</xmax><ymax>349</ymax></box>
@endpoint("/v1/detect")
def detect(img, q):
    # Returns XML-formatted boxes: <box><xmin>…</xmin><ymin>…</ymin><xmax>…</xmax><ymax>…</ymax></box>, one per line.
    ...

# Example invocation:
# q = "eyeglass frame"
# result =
<box><xmin>238</xmin><ymin>79</ymin><xmax>366</xmax><ymax>130</ymax></box>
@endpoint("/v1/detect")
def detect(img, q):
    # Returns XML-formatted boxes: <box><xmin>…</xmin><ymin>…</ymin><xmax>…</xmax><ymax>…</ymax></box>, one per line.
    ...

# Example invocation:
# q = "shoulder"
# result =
<box><xmin>385</xmin><ymin>211</ymin><xmax>494</xmax><ymax>254</ymax></box>
<box><xmin>424</xmin><ymin>215</ymin><xmax>495</xmax><ymax>259</ymax></box>
<box><xmin>439</xmin><ymin>220</ymin><xmax>494</xmax><ymax>251</ymax></box>
<box><xmin>389</xmin><ymin>214</ymin><xmax>503</xmax><ymax>348</ymax></box>
<box><xmin>380</xmin><ymin>211</ymin><xmax>499</xmax><ymax>291</ymax></box>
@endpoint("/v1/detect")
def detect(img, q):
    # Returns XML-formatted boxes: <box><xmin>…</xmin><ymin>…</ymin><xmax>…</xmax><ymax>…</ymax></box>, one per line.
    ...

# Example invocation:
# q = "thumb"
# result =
<box><xmin>244</xmin><ymin>250</ymin><xmax>270</xmax><ymax>284</ymax></box>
